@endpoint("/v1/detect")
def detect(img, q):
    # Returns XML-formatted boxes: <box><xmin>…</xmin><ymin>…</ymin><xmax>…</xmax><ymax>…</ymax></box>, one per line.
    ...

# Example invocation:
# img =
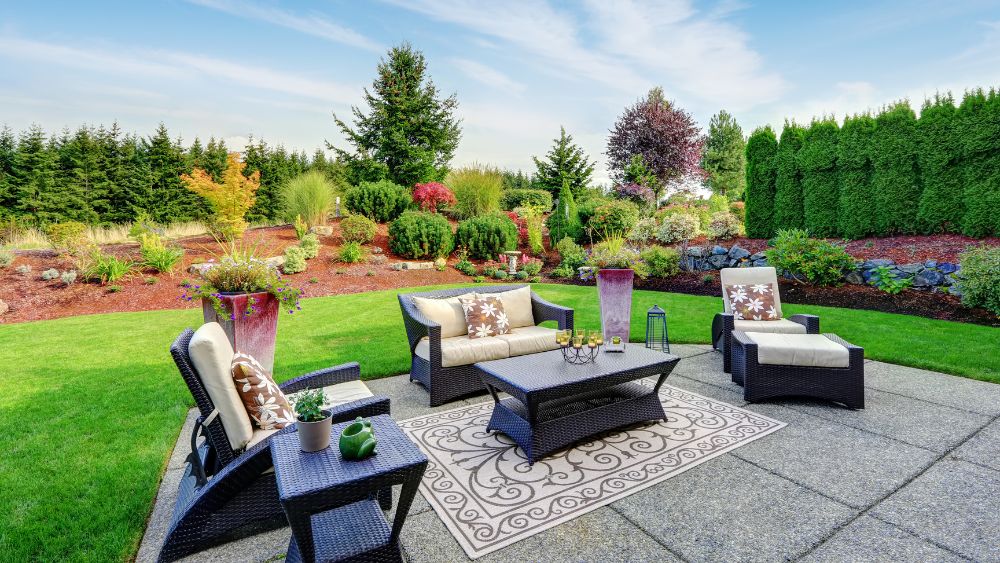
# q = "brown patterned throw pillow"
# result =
<box><xmin>724</xmin><ymin>283</ymin><xmax>781</xmax><ymax>321</ymax></box>
<box><xmin>231</xmin><ymin>352</ymin><xmax>295</xmax><ymax>430</ymax></box>
<box><xmin>460</xmin><ymin>296</ymin><xmax>510</xmax><ymax>339</ymax></box>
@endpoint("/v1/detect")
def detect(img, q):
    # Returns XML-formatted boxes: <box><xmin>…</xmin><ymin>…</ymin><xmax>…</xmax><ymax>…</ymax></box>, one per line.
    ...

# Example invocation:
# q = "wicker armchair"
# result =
<box><xmin>159</xmin><ymin>329</ymin><xmax>391</xmax><ymax>562</ymax></box>
<box><xmin>711</xmin><ymin>267</ymin><xmax>820</xmax><ymax>373</ymax></box>
<box><xmin>398</xmin><ymin>285</ymin><xmax>573</xmax><ymax>406</ymax></box>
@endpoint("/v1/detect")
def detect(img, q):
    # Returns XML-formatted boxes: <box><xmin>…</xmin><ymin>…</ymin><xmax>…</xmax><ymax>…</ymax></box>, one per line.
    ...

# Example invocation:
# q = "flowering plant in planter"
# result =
<box><xmin>579</xmin><ymin>233</ymin><xmax>648</xmax><ymax>281</ymax></box>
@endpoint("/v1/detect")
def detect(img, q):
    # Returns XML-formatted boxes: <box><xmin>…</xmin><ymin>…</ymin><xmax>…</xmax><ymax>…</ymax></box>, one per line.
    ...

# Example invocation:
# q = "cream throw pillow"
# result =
<box><xmin>411</xmin><ymin>295</ymin><xmax>470</xmax><ymax>338</ymax></box>
<box><xmin>477</xmin><ymin>286</ymin><xmax>534</xmax><ymax>329</ymax></box>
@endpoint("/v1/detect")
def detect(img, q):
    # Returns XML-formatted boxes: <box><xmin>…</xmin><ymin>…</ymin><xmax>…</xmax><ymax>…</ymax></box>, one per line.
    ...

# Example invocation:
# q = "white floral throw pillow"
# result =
<box><xmin>459</xmin><ymin>296</ymin><xmax>510</xmax><ymax>339</ymax></box>
<box><xmin>724</xmin><ymin>283</ymin><xmax>781</xmax><ymax>321</ymax></box>
<box><xmin>231</xmin><ymin>352</ymin><xmax>295</xmax><ymax>430</ymax></box>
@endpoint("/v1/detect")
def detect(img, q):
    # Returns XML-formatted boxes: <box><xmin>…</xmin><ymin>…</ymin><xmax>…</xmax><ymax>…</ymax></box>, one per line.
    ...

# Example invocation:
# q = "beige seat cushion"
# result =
<box><xmin>733</xmin><ymin>318</ymin><xmax>807</xmax><ymax>335</ymax></box>
<box><xmin>411</xmin><ymin>295</ymin><xmax>471</xmax><ymax>338</ymax></box>
<box><xmin>188</xmin><ymin>323</ymin><xmax>254</xmax><ymax>451</ymax></box>
<box><xmin>746</xmin><ymin>332</ymin><xmax>850</xmax><ymax>368</ymax></box>
<box><xmin>415</xmin><ymin>335</ymin><xmax>510</xmax><ymax>367</ymax></box>
<box><xmin>721</xmin><ymin>267</ymin><xmax>783</xmax><ymax>318</ymax></box>
<box><xmin>478</xmin><ymin>286</ymin><xmax>534</xmax><ymax>329</ymax></box>
<box><xmin>321</xmin><ymin>379</ymin><xmax>374</xmax><ymax>407</ymax></box>
<box><xmin>496</xmin><ymin>326</ymin><xmax>561</xmax><ymax>357</ymax></box>
<box><xmin>246</xmin><ymin>427</ymin><xmax>280</xmax><ymax>450</ymax></box>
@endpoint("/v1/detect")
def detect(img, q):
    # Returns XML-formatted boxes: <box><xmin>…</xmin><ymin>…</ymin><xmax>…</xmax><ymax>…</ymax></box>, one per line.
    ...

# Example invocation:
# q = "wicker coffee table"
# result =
<box><xmin>475</xmin><ymin>346</ymin><xmax>680</xmax><ymax>464</ymax></box>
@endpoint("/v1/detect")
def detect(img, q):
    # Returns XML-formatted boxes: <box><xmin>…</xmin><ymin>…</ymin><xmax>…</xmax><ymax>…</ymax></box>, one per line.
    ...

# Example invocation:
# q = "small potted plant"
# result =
<box><xmin>292</xmin><ymin>388</ymin><xmax>331</xmax><ymax>452</ymax></box>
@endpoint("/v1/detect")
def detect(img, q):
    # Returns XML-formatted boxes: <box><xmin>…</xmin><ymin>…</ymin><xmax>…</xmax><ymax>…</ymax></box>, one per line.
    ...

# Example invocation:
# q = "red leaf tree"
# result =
<box><xmin>606</xmin><ymin>87</ymin><xmax>705</xmax><ymax>196</ymax></box>
<box><xmin>412</xmin><ymin>181</ymin><xmax>456</xmax><ymax>213</ymax></box>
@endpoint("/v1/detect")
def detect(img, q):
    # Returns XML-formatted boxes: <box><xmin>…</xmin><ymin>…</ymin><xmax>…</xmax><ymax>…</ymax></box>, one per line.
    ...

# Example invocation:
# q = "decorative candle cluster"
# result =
<box><xmin>557</xmin><ymin>329</ymin><xmax>604</xmax><ymax>364</ymax></box>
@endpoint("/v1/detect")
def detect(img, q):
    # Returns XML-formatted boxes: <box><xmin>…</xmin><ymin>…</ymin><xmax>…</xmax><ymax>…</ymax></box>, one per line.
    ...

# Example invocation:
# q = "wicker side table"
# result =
<box><xmin>270</xmin><ymin>415</ymin><xmax>428</xmax><ymax>562</ymax></box>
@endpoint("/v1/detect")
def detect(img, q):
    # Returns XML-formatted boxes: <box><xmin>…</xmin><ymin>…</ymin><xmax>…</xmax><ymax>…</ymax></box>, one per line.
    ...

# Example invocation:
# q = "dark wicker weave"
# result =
<box><xmin>159</xmin><ymin>329</ymin><xmax>392</xmax><ymax>563</ymax></box>
<box><xmin>712</xmin><ymin>312</ymin><xmax>820</xmax><ymax>373</ymax></box>
<box><xmin>271</xmin><ymin>415</ymin><xmax>428</xmax><ymax>563</ymax></box>
<box><xmin>476</xmin><ymin>346</ymin><xmax>679</xmax><ymax>464</ymax></box>
<box><xmin>398</xmin><ymin>284</ymin><xmax>574</xmax><ymax>406</ymax></box>
<box><xmin>730</xmin><ymin>330</ymin><xmax>865</xmax><ymax>409</ymax></box>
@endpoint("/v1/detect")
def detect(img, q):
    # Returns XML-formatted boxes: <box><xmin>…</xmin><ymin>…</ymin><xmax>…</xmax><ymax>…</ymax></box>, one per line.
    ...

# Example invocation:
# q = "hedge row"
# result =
<box><xmin>745</xmin><ymin>89</ymin><xmax>1000</xmax><ymax>239</ymax></box>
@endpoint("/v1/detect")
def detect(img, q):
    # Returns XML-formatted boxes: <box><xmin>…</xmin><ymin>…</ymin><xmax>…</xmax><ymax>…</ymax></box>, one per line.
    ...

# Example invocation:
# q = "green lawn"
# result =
<box><xmin>0</xmin><ymin>283</ymin><xmax>997</xmax><ymax>560</ymax></box>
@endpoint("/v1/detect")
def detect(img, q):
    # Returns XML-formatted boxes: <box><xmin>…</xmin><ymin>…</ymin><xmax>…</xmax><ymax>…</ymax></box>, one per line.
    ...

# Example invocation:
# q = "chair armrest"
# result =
<box><xmin>789</xmin><ymin>314</ymin><xmax>820</xmax><ymax>334</ymax></box>
<box><xmin>731</xmin><ymin>330</ymin><xmax>758</xmax><ymax>361</ymax></box>
<box><xmin>712</xmin><ymin>313</ymin><xmax>734</xmax><ymax>350</ymax></box>
<box><xmin>327</xmin><ymin>394</ymin><xmax>391</xmax><ymax>422</ymax></box>
<box><xmin>280</xmin><ymin>362</ymin><xmax>361</xmax><ymax>394</ymax></box>
<box><xmin>531</xmin><ymin>293</ymin><xmax>574</xmax><ymax>330</ymax></box>
<box><xmin>398</xmin><ymin>295</ymin><xmax>443</xmax><ymax>352</ymax></box>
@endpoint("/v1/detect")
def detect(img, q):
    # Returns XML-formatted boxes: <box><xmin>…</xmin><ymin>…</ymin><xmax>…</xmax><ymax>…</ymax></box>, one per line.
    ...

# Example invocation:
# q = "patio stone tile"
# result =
<box><xmin>733</xmin><ymin>404</ymin><xmax>937</xmax><ymax>508</ymax></box>
<box><xmin>135</xmin><ymin>466</ymin><xmax>187</xmax><ymax>563</ymax></box>
<box><xmin>366</xmin><ymin>374</ymin><xmax>481</xmax><ymax>421</ymax></box>
<box><xmin>801</xmin><ymin>516</ymin><xmax>966</xmax><ymax>562</ymax></box>
<box><xmin>871</xmin><ymin>460</ymin><xmax>1000</xmax><ymax>561</ymax></box>
<box><xmin>953</xmin><ymin>418</ymin><xmax>1000</xmax><ymax>472</ymax></box>
<box><xmin>612</xmin><ymin>454</ymin><xmax>856</xmax><ymax>562</ymax></box>
<box><xmin>174</xmin><ymin>527</ymin><xmax>289</xmax><ymax>563</ymax></box>
<box><xmin>669</xmin><ymin>349</ymin><xmax>737</xmax><ymax>389</ymax></box>
<box><xmin>385</xmin><ymin>485</ymin><xmax>433</xmax><ymax>521</ymax></box>
<box><xmin>400</xmin><ymin>505</ymin><xmax>680</xmax><ymax>562</ymax></box>
<box><xmin>865</xmin><ymin>360</ymin><xmax>1000</xmax><ymax>416</ymax></box>
<box><xmin>667</xmin><ymin>374</ymin><xmax>748</xmax><ymax>406</ymax></box>
<box><xmin>665</xmin><ymin>343</ymin><xmax>714</xmax><ymax>359</ymax></box>
<box><xmin>780</xmin><ymin>389</ymin><xmax>989</xmax><ymax>453</ymax></box>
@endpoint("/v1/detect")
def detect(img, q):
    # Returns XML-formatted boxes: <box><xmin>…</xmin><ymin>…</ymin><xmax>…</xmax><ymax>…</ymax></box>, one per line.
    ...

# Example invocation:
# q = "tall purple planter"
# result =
<box><xmin>597</xmin><ymin>268</ymin><xmax>634</xmax><ymax>344</ymax></box>
<box><xmin>202</xmin><ymin>291</ymin><xmax>279</xmax><ymax>372</ymax></box>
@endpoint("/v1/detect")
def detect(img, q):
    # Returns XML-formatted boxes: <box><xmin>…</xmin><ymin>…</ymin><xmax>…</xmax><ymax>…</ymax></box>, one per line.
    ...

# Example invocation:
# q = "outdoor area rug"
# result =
<box><xmin>398</xmin><ymin>382</ymin><xmax>786</xmax><ymax>559</ymax></box>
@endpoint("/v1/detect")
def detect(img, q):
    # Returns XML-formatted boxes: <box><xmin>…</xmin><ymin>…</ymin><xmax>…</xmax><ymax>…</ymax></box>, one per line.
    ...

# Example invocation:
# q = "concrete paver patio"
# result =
<box><xmin>138</xmin><ymin>345</ymin><xmax>1000</xmax><ymax>562</ymax></box>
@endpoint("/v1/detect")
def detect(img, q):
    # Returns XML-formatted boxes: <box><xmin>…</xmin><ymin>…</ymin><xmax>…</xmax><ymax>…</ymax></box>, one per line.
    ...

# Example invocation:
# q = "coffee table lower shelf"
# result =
<box><xmin>486</xmin><ymin>382</ymin><xmax>667</xmax><ymax>464</ymax></box>
<box><xmin>285</xmin><ymin>499</ymin><xmax>401</xmax><ymax>563</ymax></box>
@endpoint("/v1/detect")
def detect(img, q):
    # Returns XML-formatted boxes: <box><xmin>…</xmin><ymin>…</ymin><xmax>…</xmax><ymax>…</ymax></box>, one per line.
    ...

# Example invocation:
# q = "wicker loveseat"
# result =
<box><xmin>711</xmin><ymin>267</ymin><xmax>820</xmax><ymax>373</ymax></box>
<box><xmin>159</xmin><ymin>324</ymin><xmax>391</xmax><ymax>562</ymax></box>
<box><xmin>398</xmin><ymin>285</ymin><xmax>574</xmax><ymax>406</ymax></box>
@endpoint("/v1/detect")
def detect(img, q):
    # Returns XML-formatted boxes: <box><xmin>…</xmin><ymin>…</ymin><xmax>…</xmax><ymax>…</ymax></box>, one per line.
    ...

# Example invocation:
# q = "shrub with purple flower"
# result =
<box><xmin>612</xmin><ymin>182</ymin><xmax>656</xmax><ymax>207</ymax></box>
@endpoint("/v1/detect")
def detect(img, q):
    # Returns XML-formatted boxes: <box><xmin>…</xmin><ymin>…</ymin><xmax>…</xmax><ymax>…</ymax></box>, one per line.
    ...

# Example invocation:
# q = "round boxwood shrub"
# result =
<box><xmin>957</xmin><ymin>245</ymin><xmax>1000</xmax><ymax>316</ymax></box>
<box><xmin>340</xmin><ymin>214</ymin><xmax>377</xmax><ymax>244</ymax></box>
<box><xmin>344</xmin><ymin>179</ymin><xmax>411</xmax><ymax>223</ymax></box>
<box><xmin>501</xmin><ymin>188</ymin><xmax>553</xmax><ymax>212</ymax></box>
<box><xmin>640</xmin><ymin>245</ymin><xmax>680</xmax><ymax>278</ymax></box>
<box><xmin>766</xmin><ymin>229</ymin><xmax>855</xmax><ymax>286</ymax></box>
<box><xmin>588</xmin><ymin>200</ymin><xmax>640</xmax><ymax>239</ymax></box>
<box><xmin>388</xmin><ymin>211</ymin><xmax>454</xmax><ymax>259</ymax></box>
<box><xmin>455</xmin><ymin>213</ymin><xmax>519</xmax><ymax>260</ymax></box>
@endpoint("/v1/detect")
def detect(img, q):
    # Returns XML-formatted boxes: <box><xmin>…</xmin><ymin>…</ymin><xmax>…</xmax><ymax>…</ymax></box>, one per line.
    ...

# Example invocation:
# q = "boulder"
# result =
<box><xmin>862</xmin><ymin>268</ymin><xmax>874</xmax><ymax>283</ymax></box>
<box><xmin>371</xmin><ymin>247</ymin><xmax>383</xmax><ymax>254</ymax></box>
<box><xmin>434</xmin><ymin>257</ymin><xmax>447</xmax><ymax>268</ymax></box>
<box><xmin>898</xmin><ymin>263</ymin><xmax>924</xmax><ymax>275</ymax></box>
<box><xmin>924</xmin><ymin>259</ymin><xmax>938</xmax><ymax>269</ymax></box>
<box><xmin>711</xmin><ymin>245</ymin><xmax>728</xmax><ymax>255</ymax></box>
<box><xmin>749</xmin><ymin>252</ymin><xmax>766</xmax><ymax>262</ymax></box>
<box><xmin>310</xmin><ymin>225</ymin><xmax>333</xmax><ymax>236</ymax></box>
<box><xmin>686</xmin><ymin>246</ymin><xmax>705</xmax><ymax>258</ymax></box>
<box><xmin>265</xmin><ymin>256</ymin><xmax>285</xmax><ymax>269</ymax></box>
<box><xmin>751</xmin><ymin>258</ymin><xmax>769</xmax><ymax>267</ymax></box>
<box><xmin>728</xmin><ymin>246</ymin><xmax>751</xmax><ymax>261</ymax></box>
<box><xmin>845</xmin><ymin>270</ymin><xmax>865</xmax><ymax>285</ymax></box>
<box><xmin>707</xmin><ymin>254</ymin><xmax>728</xmax><ymax>269</ymax></box>
<box><xmin>0</xmin><ymin>299</ymin><xmax>8</xmax><ymax>316</ymax></box>
<box><xmin>188</xmin><ymin>262</ymin><xmax>215</xmax><ymax>277</ymax></box>
<box><xmin>944</xmin><ymin>274</ymin><xmax>959</xmax><ymax>286</ymax></box>
<box><xmin>392</xmin><ymin>261</ymin><xmax>434</xmax><ymax>271</ymax></box>
<box><xmin>913</xmin><ymin>270</ymin><xmax>945</xmax><ymax>287</ymax></box>
<box><xmin>937</xmin><ymin>262</ymin><xmax>957</xmax><ymax>274</ymax></box>
<box><xmin>861</xmin><ymin>258</ymin><xmax>894</xmax><ymax>269</ymax></box>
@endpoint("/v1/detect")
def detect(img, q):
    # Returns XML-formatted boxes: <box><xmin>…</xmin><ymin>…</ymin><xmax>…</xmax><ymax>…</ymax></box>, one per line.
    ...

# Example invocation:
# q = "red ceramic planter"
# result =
<box><xmin>202</xmin><ymin>291</ymin><xmax>279</xmax><ymax>372</ymax></box>
<box><xmin>597</xmin><ymin>268</ymin><xmax>634</xmax><ymax>344</ymax></box>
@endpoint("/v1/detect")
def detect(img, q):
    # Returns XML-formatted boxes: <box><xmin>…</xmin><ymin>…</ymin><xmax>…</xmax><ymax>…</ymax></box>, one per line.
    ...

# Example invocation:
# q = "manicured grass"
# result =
<box><xmin>0</xmin><ymin>283</ymin><xmax>997</xmax><ymax>560</ymax></box>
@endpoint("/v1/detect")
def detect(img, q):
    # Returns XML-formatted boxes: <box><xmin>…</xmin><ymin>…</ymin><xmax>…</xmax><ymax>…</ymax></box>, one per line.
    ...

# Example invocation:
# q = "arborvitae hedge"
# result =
<box><xmin>916</xmin><ymin>94</ymin><xmax>963</xmax><ymax>234</ymax></box>
<box><xmin>744</xmin><ymin>126</ymin><xmax>778</xmax><ymax>238</ymax></box>
<box><xmin>872</xmin><ymin>102</ymin><xmax>921</xmax><ymax>235</ymax></box>
<box><xmin>774</xmin><ymin>122</ymin><xmax>805</xmax><ymax>230</ymax></box>
<box><xmin>959</xmin><ymin>89</ymin><xmax>1000</xmax><ymax>237</ymax></box>
<box><xmin>837</xmin><ymin>114</ymin><xmax>876</xmax><ymax>239</ymax></box>
<box><xmin>798</xmin><ymin>118</ymin><xmax>840</xmax><ymax>237</ymax></box>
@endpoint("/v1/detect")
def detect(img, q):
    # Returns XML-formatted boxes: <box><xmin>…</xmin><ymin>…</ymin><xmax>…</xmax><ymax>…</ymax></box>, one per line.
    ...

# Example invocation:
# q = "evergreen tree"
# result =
<box><xmin>798</xmin><ymin>117</ymin><xmax>839</xmax><ymax>237</ymax></box>
<box><xmin>202</xmin><ymin>137</ymin><xmax>229</xmax><ymax>182</ymax></box>
<box><xmin>546</xmin><ymin>179</ymin><xmax>582</xmax><ymax>243</ymax></box>
<box><xmin>13</xmin><ymin>125</ymin><xmax>57</xmax><ymax>222</ymax></box>
<box><xmin>916</xmin><ymin>94</ymin><xmax>963</xmax><ymax>234</ymax></box>
<box><xmin>702</xmin><ymin>110</ymin><xmax>746</xmax><ymax>199</ymax></box>
<box><xmin>188</xmin><ymin>137</ymin><xmax>205</xmax><ymax>171</ymax></box>
<box><xmin>622</xmin><ymin>154</ymin><xmax>659</xmax><ymax>191</ymax></box>
<box><xmin>501</xmin><ymin>169</ymin><xmax>534</xmax><ymax>191</ymax></box>
<box><xmin>837</xmin><ymin>114</ymin><xmax>877</xmax><ymax>239</ymax></box>
<box><xmin>958</xmin><ymin>89</ymin><xmax>1000</xmax><ymax>237</ymax></box>
<box><xmin>872</xmin><ymin>102</ymin><xmax>921</xmax><ymax>235</ymax></box>
<box><xmin>143</xmin><ymin>124</ymin><xmax>203</xmax><ymax>222</ymax></box>
<box><xmin>0</xmin><ymin>126</ymin><xmax>17</xmax><ymax>219</ymax></box>
<box><xmin>773</xmin><ymin>121</ymin><xmax>806</xmax><ymax>230</ymax></box>
<box><xmin>331</xmin><ymin>42</ymin><xmax>461</xmax><ymax>187</ymax></box>
<box><xmin>743</xmin><ymin>126</ymin><xmax>778</xmax><ymax>238</ymax></box>
<box><xmin>109</xmin><ymin>133</ymin><xmax>152</xmax><ymax>223</ymax></box>
<box><xmin>54</xmin><ymin>126</ymin><xmax>103</xmax><ymax>223</ymax></box>
<box><xmin>532</xmin><ymin>126</ymin><xmax>595</xmax><ymax>197</ymax></box>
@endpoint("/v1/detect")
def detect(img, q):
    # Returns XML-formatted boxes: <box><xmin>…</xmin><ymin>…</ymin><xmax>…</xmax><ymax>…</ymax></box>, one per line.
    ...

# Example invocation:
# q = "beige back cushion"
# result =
<box><xmin>478</xmin><ymin>286</ymin><xmax>534</xmax><ymax>328</ymax></box>
<box><xmin>720</xmin><ymin>267</ymin><xmax>782</xmax><ymax>317</ymax></box>
<box><xmin>412</xmin><ymin>295</ymin><xmax>470</xmax><ymax>338</ymax></box>
<box><xmin>188</xmin><ymin>322</ymin><xmax>254</xmax><ymax>450</ymax></box>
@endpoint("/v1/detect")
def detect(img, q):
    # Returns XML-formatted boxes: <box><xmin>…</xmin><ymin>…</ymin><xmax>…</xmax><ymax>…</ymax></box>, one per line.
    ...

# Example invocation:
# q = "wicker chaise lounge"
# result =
<box><xmin>398</xmin><ymin>285</ymin><xmax>574</xmax><ymax>406</ymax></box>
<box><xmin>711</xmin><ymin>267</ymin><xmax>820</xmax><ymax>373</ymax></box>
<box><xmin>159</xmin><ymin>324</ymin><xmax>391</xmax><ymax>562</ymax></box>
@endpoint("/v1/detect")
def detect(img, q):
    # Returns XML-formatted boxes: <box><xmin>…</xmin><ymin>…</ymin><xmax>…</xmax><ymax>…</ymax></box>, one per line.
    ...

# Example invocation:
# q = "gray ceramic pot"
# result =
<box><xmin>297</xmin><ymin>409</ymin><xmax>332</xmax><ymax>452</ymax></box>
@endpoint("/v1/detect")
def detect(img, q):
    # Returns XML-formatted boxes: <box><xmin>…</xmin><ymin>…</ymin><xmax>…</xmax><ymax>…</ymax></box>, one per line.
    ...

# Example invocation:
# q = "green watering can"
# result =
<box><xmin>339</xmin><ymin>417</ymin><xmax>377</xmax><ymax>460</ymax></box>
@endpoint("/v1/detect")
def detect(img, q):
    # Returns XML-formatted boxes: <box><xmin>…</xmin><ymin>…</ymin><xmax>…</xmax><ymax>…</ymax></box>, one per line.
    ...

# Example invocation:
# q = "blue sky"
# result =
<box><xmin>1</xmin><ymin>0</ymin><xmax>998</xmax><ymax>183</ymax></box>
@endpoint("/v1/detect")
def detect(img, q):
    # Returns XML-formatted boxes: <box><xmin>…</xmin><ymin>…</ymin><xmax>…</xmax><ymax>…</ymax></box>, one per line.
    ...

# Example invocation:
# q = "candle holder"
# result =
<box><xmin>557</xmin><ymin>330</ymin><xmax>603</xmax><ymax>364</ymax></box>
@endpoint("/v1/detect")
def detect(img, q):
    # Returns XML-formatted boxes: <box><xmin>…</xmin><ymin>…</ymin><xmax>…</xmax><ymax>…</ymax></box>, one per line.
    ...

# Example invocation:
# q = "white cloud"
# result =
<box><xmin>450</xmin><ymin>58</ymin><xmax>525</xmax><ymax>94</ymax></box>
<box><xmin>186</xmin><ymin>0</ymin><xmax>384</xmax><ymax>53</ymax></box>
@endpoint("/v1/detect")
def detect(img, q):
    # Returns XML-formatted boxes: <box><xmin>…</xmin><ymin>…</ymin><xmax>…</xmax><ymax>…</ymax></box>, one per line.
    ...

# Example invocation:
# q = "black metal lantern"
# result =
<box><xmin>645</xmin><ymin>305</ymin><xmax>670</xmax><ymax>353</ymax></box>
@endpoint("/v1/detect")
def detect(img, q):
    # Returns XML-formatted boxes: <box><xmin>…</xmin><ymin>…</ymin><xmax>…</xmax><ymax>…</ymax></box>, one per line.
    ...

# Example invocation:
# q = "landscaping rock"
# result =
<box><xmin>751</xmin><ymin>258</ymin><xmax>769</xmax><ymax>267</ymax></box>
<box><xmin>686</xmin><ymin>246</ymin><xmax>705</xmax><ymax>258</ymax></box>
<box><xmin>862</xmin><ymin>269</ymin><xmax>874</xmax><ymax>283</ymax></box>
<box><xmin>862</xmin><ymin>258</ymin><xmax>894</xmax><ymax>269</ymax></box>
<box><xmin>728</xmin><ymin>246</ymin><xmax>751</xmax><ymax>261</ymax></box>
<box><xmin>898</xmin><ymin>263</ymin><xmax>924</xmax><ymax>275</ymax></box>
<box><xmin>0</xmin><ymin>299</ymin><xmax>8</xmax><ymax>316</ymax></box>
<box><xmin>369</xmin><ymin>254</ymin><xmax>387</xmax><ymax>266</ymax></box>
<box><xmin>845</xmin><ymin>270</ymin><xmax>865</xmax><ymax>285</ymax></box>
<box><xmin>371</xmin><ymin>247</ymin><xmax>383</xmax><ymax>254</ymax></box>
<box><xmin>944</xmin><ymin>274</ymin><xmax>959</xmax><ymax>286</ymax></box>
<box><xmin>265</xmin><ymin>256</ymin><xmax>285</xmax><ymax>269</ymax></box>
<box><xmin>434</xmin><ymin>257</ymin><xmax>447</xmax><ymax>268</ymax></box>
<box><xmin>924</xmin><ymin>260</ymin><xmax>938</xmax><ymax>269</ymax></box>
<box><xmin>391</xmin><ymin>261</ymin><xmax>434</xmax><ymax>271</ymax></box>
<box><xmin>937</xmin><ymin>262</ymin><xmax>957</xmax><ymax>274</ymax></box>
<box><xmin>913</xmin><ymin>270</ymin><xmax>945</xmax><ymax>288</ymax></box>
<box><xmin>707</xmin><ymin>254</ymin><xmax>728</xmax><ymax>269</ymax></box>
<box><xmin>310</xmin><ymin>225</ymin><xmax>333</xmax><ymax>236</ymax></box>
<box><xmin>188</xmin><ymin>262</ymin><xmax>214</xmax><ymax>277</ymax></box>
<box><xmin>711</xmin><ymin>245</ymin><xmax>728</xmax><ymax>256</ymax></box>
<box><xmin>749</xmin><ymin>252</ymin><xmax>766</xmax><ymax>262</ymax></box>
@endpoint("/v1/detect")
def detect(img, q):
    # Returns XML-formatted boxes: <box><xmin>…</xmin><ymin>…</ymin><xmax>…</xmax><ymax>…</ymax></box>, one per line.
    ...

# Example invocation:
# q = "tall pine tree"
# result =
<box><xmin>743</xmin><ymin>126</ymin><xmax>778</xmax><ymax>238</ymax></box>
<box><xmin>143</xmin><ymin>124</ymin><xmax>203</xmax><ymax>222</ymax></box>
<box><xmin>916</xmin><ymin>94</ymin><xmax>963</xmax><ymax>234</ymax></box>
<box><xmin>773</xmin><ymin>121</ymin><xmax>806</xmax><ymax>230</ymax></box>
<box><xmin>0</xmin><ymin>126</ymin><xmax>16</xmax><ymax>219</ymax></box>
<box><xmin>872</xmin><ymin>102</ymin><xmax>921</xmax><ymax>235</ymax></box>
<box><xmin>798</xmin><ymin>117</ymin><xmax>839</xmax><ymax>237</ymax></box>
<box><xmin>837</xmin><ymin>114</ymin><xmax>876</xmax><ymax>239</ymax></box>
<box><xmin>702</xmin><ymin>110</ymin><xmax>746</xmax><ymax>200</ymax></box>
<box><xmin>13</xmin><ymin>125</ymin><xmax>58</xmax><ymax>222</ymax></box>
<box><xmin>331</xmin><ymin>42</ymin><xmax>461</xmax><ymax>187</ymax></box>
<box><xmin>532</xmin><ymin>126</ymin><xmax>595</xmax><ymax>198</ymax></box>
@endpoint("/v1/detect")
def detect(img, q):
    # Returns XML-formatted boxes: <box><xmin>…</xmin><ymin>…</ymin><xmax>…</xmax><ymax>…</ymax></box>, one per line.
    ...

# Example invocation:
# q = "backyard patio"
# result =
<box><xmin>137</xmin><ymin>342</ymin><xmax>1000</xmax><ymax>562</ymax></box>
